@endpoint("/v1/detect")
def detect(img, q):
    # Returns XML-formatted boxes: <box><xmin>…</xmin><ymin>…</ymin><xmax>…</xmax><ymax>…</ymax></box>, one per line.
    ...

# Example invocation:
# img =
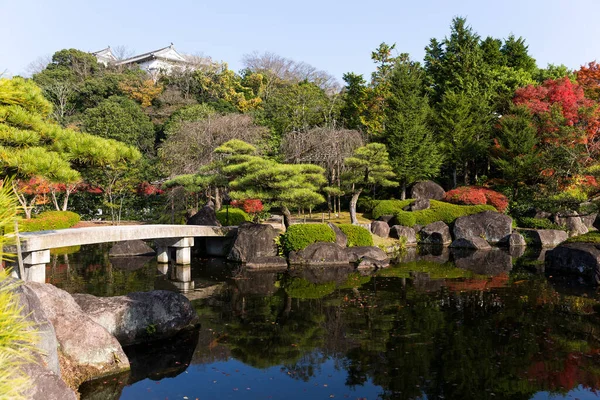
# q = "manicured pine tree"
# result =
<box><xmin>343</xmin><ymin>143</ymin><xmax>397</xmax><ymax>224</ymax></box>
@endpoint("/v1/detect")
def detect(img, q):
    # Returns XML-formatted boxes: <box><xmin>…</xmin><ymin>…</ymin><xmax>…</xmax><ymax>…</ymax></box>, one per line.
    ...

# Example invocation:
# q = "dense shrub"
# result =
<box><xmin>394</xmin><ymin>201</ymin><xmax>495</xmax><ymax>227</ymax></box>
<box><xmin>337</xmin><ymin>224</ymin><xmax>373</xmax><ymax>247</ymax></box>
<box><xmin>371</xmin><ymin>200</ymin><xmax>412</xmax><ymax>220</ymax></box>
<box><xmin>282</xmin><ymin>223</ymin><xmax>335</xmax><ymax>253</ymax></box>
<box><xmin>517</xmin><ymin>217</ymin><xmax>567</xmax><ymax>231</ymax></box>
<box><xmin>444</xmin><ymin>186</ymin><xmax>509</xmax><ymax>212</ymax></box>
<box><xmin>566</xmin><ymin>231</ymin><xmax>600</xmax><ymax>243</ymax></box>
<box><xmin>216</xmin><ymin>208</ymin><xmax>251</xmax><ymax>226</ymax></box>
<box><xmin>19</xmin><ymin>211</ymin><xmax>80</xmax><ymax>232</ymax></box>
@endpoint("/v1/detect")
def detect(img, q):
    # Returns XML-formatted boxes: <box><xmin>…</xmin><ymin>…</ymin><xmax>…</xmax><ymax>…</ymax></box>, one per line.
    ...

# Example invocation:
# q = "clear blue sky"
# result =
<box><xmin>2</xmin><ymin>0</ymin><xmax>599</xmax><ymax>82</ymax></box>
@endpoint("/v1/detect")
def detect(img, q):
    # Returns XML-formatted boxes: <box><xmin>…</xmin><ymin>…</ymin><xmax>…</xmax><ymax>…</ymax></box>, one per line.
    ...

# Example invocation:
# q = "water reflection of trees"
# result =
<box><xmin>194</xmin><ymin>266</ymin><xmax>600</xmax><ymax>400</ymax></box>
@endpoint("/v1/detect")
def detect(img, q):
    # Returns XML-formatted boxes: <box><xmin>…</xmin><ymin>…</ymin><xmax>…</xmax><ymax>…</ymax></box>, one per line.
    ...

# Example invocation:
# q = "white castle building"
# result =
<box><xmin>92</xmin><ymin>44</ymin><xmax>191</xmax><ymax>77</ymax></box>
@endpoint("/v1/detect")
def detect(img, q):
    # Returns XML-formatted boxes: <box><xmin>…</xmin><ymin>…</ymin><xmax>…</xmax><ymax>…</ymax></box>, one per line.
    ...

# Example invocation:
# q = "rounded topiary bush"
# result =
<box><xmin>19</xmin><ymin>211</ymin><xmax>81</xmax><ymax>232</ymax></box>
<box><xmin>216</xmin><ymin>208</ymin><xmax>251</xmax><ymax>226</ymax></box>
<box><xmin>371</xmin><ymin>200</ymin><xmax>412</xmax><ymax>220</ymax></box>
<box><xmin>282</xmin><ymin>223</ymin><xmax>336</xmax><ymax>253</ymax></box>
<box><xmin>337</xmin><ymin>224</ymin><xmax>373</xmax><ymax>247</ymax></box>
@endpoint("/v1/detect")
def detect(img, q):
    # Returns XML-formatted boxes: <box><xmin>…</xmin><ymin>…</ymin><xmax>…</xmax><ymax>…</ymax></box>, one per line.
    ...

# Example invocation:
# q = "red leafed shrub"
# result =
<box><xmin>242</xmin><ymin>199</ymin><xmax>263</xmax><ymax>214</ymax></box>
<box><xmin>137</xmin><ymin>181</ymin><xmax>163</xmax><ymax>196</ymax></box>
<box><xmin>444</xmin><ymin>187</ymin><xmax>508</xmax><ymax>213</ymax></box>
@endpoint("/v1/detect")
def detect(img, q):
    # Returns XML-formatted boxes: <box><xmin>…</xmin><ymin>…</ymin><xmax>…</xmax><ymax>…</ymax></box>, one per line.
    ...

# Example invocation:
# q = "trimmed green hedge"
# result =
<box><xmin>19</xmin><ymin>211</ymin><xmax>80</xmax><ymax>232</ymax></box>
<box><xmin>216</xmin><ymin>208</ymin><xmax>251</xmax><ymax>226</ymax></box>
<box><xmin>282</xmin><ymin>223</ymin><xmax>336</xmax><ymax>253</ymax></box>
<box><xmin>374</xmin><ymin>200</ymin><xmax>495</xmax><ymax>227</ymax></box>
<box><xmin>517</xmin><ymin>217</ymin><xmax>567</xmax><ymax>231</ymax></box>
<box><xmin>371</xmin><ymin>200</ymin><xmax>412</xmax><ymax>220</ymax></box>
<box><xmin>337</xmin><ymin>224</ymin><xmax>373</xmax><ymax>247</ymax></box>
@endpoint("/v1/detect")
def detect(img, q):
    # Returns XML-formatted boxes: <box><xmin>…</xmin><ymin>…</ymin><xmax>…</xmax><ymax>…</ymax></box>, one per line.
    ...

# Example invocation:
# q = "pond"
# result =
<box><xmin>47</xmin><ymin>245</ymin><xmax>600</xmax><ymax>400</ymax></box>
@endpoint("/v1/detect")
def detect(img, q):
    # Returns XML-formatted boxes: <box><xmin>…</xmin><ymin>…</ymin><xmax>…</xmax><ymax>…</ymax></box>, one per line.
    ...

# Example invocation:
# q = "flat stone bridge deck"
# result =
<box><xmin>8</xmin><ymin>224</ymin><xmax>236</xmax><ymax>282</ymax></box>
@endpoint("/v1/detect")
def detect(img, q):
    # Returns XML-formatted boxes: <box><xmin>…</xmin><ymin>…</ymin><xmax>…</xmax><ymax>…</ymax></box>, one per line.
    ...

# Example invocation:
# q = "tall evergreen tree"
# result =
<box><xmin>384</xmin><ymin>54</ymin><xmax>443</xmax><ymax>198</ymax></box>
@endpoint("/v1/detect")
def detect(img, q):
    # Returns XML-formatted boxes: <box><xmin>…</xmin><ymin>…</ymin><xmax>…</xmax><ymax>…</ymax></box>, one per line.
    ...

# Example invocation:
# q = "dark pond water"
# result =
<box><xmin>47</xmin><ymin>244</ymin><xmax>600</xmax><ymax>400</ymax></box>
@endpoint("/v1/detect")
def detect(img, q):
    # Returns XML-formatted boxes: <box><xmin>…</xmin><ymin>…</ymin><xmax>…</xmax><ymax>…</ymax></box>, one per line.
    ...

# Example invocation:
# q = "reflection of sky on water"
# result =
<box><xmin>120</xmin><ymin>357</ymin><xmax>382</xmax><ymax>400</ymax></box>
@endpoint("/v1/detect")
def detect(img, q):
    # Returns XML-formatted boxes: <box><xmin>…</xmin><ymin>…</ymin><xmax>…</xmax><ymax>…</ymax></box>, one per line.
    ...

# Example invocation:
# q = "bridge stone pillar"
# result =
<box><xmin>154</xmin><ymin>237</ymin><xmax>194</xmax><ymax>265</ymax></box>
<box><xmin>9</xmin><ymin>249</ymin><xmax>50</xmax><ymax>282</ymax></box>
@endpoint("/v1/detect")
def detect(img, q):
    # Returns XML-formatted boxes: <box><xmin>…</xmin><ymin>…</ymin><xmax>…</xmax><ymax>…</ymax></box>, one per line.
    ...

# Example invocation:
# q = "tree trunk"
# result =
<box><xmin>401</xmin><ymin>182</ymin><xmax>407</xmax><ymax>200</ymax></box>
<box><xmin>453</xmin><ymin>166</ymin><xmax>458</xmax><ymax>188</ymax></box>
<box><xmin>281</xmin><ymin>206</ymin><xmax>292</xmax><ymax>228</ymax></box>
<box><xmin>349</xmin><ymin>189</ymin><xmax>362</xmax><ymax>225</ymax></box>
<box><xmin>464</xmin><ymin>161</ymin><xmax>469</xmax><ymax>186</ymax></box>
<box><xmin>215</xmin><ymin>187</ymin><xmax>221</xmax><ymax>210</ymax></box>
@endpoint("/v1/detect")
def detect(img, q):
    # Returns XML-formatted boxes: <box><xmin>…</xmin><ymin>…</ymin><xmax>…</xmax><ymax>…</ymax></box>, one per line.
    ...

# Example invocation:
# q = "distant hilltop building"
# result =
<box><xmin>91</xmin><ymin>43</ymin><xmax>192</xmax><ymax>77</ymax></box>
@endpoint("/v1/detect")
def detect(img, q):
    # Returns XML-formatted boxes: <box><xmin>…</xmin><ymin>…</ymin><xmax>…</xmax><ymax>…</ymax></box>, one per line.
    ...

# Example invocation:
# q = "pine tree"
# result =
<box><xmin>343</xmin><ymin>143</ymin><xmax>397</xmax><ymax>224</ymax></box>
<box><xmin>384</xmin><ymin>55</ymin><xmax>443</xmax><ymax>199</ymax></box>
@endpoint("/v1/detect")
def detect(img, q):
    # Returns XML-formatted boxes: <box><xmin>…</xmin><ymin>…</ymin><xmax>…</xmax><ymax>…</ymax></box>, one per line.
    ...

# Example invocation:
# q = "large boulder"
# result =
<box><xmin>377</xmin><ymin>215</ymin><xmax>395</xmax><ymax>225</ymax></box>
<box><xmin>554</xmin><ymin>211</ymin><xmax>589</xmax><ymax>237</ymax></box>
<box><xmin>109</xmin><ymin>240</ymin><xmax>155</xmax><ymax>257</ymax></box>
<box><xmin>328</xmin><ymin>222</ymin><xmax>348</xmax><ymax>247</ymax></box>
<box><xmin>24</xmin><ymin>282</ymin><xmax>129</xmax><ymax>385</ymax></box>
<box><xmin>545</xmin><ymin>243</ymin><xmax>600</xmax><ymax>284</ymax></box>
<box><xmin>530</xmin><ymin>229</ymin><xmax>568</xmax><ymax>247</ymax></box>
<box><xmin>289</xmin><ymin>243</ymin><xmax>350</xmax><ymax>266</ymax></box>
<box><xmin>227</xmin><ymin>223</ymin><xmax>278</xmax><ymax>263</ymax></box>
<box><xmin>73</xmin><ymin>290</ymin><xmax>199</xmax><ymax>346</ymax></box>
<box><xmin>187</xmin><ymin>202</ymin><xmax>221</xmax><ymax>226</ymax></box>
<box><xmin>450</xmin><ymin>237</ymin><xmax>492</xmax><ymax>250</ymax></box>
<box><xmin>346</xmin><ymin>246</ymin><xmax>390</xmax><ymax>268</ymax></box>
<box><xmin>6</xmin><ymin>280</ymin><xmax>78</xmax><ymax>400</ymax></box>
<box><xmin>22</xmin><ymin>362</ymin><xmax>77</xmax><ymax>400</ymax></box>
<box><xmin>389</xmin><ymin>225</ymin><xmax>417</xmax><ymax>246</ymax></box>
<box><xmin>580</xmin><ymin>213</ymin><xmax>598</xmax><ymax>230</ymax></box>
<box><xmin>420</xmin><ymin>221</ymin><xmax>452</xmax><ymax>246</ymax></box>
<box><xmin>245</xmin><ymin>256</ymin><xmax>288</xmax><ymax>270</ymax></box>
<box><xmin>371</xmin><ymin>221</ymin><xmax>390</xmax><ymax>238</ymax></box>
<box><xmin>507</xmin><ymin>232</ymin><xmax>526</xmax><ymax>247</ymax></box>
<box><xmin>453</xmin><ymin>211</ymin><xmax>512</xmax><ymax>244</ymax></box>
<box><xmin>408</xmin><ymin>198</ymin><xmax>430</xmax><ymax>211</ymax></box>
<box><xmin>409</xmin><ymin>181</ymin><xmax>445</xmax><ymax>200</ymax></box>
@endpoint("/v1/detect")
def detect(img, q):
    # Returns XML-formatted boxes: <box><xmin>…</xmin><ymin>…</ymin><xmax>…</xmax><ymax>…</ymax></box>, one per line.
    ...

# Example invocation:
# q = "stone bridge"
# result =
<box><xmin>7</xmin><ymin>225</ymin><xmax>236</xmax><ymax>282</ymax></box>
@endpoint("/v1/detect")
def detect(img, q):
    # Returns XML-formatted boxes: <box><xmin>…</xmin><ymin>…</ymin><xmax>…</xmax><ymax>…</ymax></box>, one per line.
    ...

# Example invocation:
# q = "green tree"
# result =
<box><xmin>340</xmin><ymin>72</ymin><xmax>368</xmax><ymax>131</ymax></box>
<box><xmin>492</xmin><ymin>106</ymin><xmax>541</xmax><ymax>200</ymax></box>
<box><xmin>0</xmin><ymin>77</ymin><xmax>140</xmax><ymax>217</ymax></box>
<box><xmin>343</xmin><ymin>143</ymin><xmax>397</xmax><ymax>224</ymax></box>
<box><xmin>82</xmin><ymin>95</ymin><xmax>155</xmax><ymax>155</ymax></box>
<box><xmin>384</xmin><ymin>54</ymin><xmax>443</xmax><ymax>199</ymax></box>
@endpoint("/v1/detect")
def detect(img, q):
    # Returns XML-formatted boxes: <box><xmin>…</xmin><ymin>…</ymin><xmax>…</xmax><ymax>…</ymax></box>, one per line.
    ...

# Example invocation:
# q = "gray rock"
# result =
<box><xmin>9</xmin><ymin>281</ymin><xmax>60</xmax><ymax>375</ymax></box>
<box><xmin>413</xmin><ymin>224</ymin><xmax>423</xmax><ymax>233</ymax></box>
<box><xmin>187</xmin><ymin>202</ymin><xmax>221</xmax><ymax>226</ymax></box>
<box><xmin>371</xmin><ymin>221</ymin><xmax>390</xmax><ymax>238</ymax></box>
<box><xmin>534</xmin><ymin>210</ymin><xmax>553</xmax><ymax>220</ymax></box>
<box><xmin>289</xmin><ymin>242</ymin><xmax>350</xmax><ymax>266</ymax></box>
<box><xmin>389</xmin><ymin>225</ymin><xmax>417</xmax><ymax>246</ymax></box>
<box><xmin>409</xmin><ymin>180</ymin><xmax>446</xmax><ymax>200</ymax></box>
<box><xmin>73</xmin><ymin>290</ymin><xmax>199</xmax><ymax>346</ymax></box>
<box><xmin>228</xmin><ymin>223</ymin><xmax>278</xmax><ymax>263</ymax></box>
<box><xmin>328</xmin><ymin>223</ymin><xmax>348</xmax><ymax>247</ymax></box>
<box><xmin>453</xmin><ymin>211</ymin><xmax>512</xmax><ymax>244</ymax></box>
<box><xmin>450</xmin><ymin>237</ymin><xmax>492</xmax><ymax>250</ymax></box>
<box><xmin>554</xmin><ymin>210</ymin><xmax>577</xmax><ymax>227</ymax></box>
<box><xmin>377</xmin><ymin>215</ymin><xmax>395</xmax><ymax>225</ymax></box>
<box><xmin>530</xmin><ymin>229</ymin><xmax>568</xmax><ymax>247</ymax></box>
<box><xmin>545</xmin><ymin>243</ymin><xmax>600</xmax><ymax>284</ymax></box>
<box><xmin>409</xmin><ymin>198</ymin><xmax>430</xmax><ymax>211</ymax></box>
<box><xmin>507</xmin><ymin>232</ymin><xmax>526</xmax><ymax>247</ymax></box>
<box><xmin>580</xmin><ymin>213</ymin><xmax>598</xmax><ymax>230</ymax></box>
<box><xmin>109</xmin><ymin>240</ymin><xmax>155</xmax><ymax>257</ymax></box>
<box><xmin>25</xmin><ymin>282</ymin><xmax>129</xmax><ymax>381</ymax></box>
<box><xmin>508</xmin><ymin>245</ymin><xmax>527</xmax><ymax>259</ymax></box>
<box><xmin>205</xmin><ymin>237</ymin><xmax>235</xmax><ymax>257</ymax></box>
<box><xmin>346</xmin><ymin>246</ymin><xmax>389</xmax><ymax>266</ymax></box>
<box><xmin>22</xmin><ymin>362</ymin><xmax>77</xmax><ymax>400</ymax></box>
<box><xmin>357</xmin><ymin>256</ymin><xmax>389</xmax><ymax>269</ymax></box>
<box><xmin>245</xmin><ymin>256</ymin><xmax>289</xmax><ymax>270</ymax></box>
<box><xmin>109</xmin><ymin>256</ymin><xmax>153</xmax><ymax>271</ymax></box>
<box><xmin>420</xmin><ymin>221</ymin><xmax>452</xmax><ymax>246</ymax></box>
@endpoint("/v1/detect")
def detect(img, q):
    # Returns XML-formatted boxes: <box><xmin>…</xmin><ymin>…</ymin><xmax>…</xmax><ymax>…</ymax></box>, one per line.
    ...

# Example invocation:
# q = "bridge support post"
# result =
<box><xmin>154</xmin><ymin>237</ymin><xmax>194</xmax><ymax>265</ymax></box>
<box><xmin>9</xmin><ymin>249</ymin><xmax>50</xmax><ymax>282</ymax></box>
